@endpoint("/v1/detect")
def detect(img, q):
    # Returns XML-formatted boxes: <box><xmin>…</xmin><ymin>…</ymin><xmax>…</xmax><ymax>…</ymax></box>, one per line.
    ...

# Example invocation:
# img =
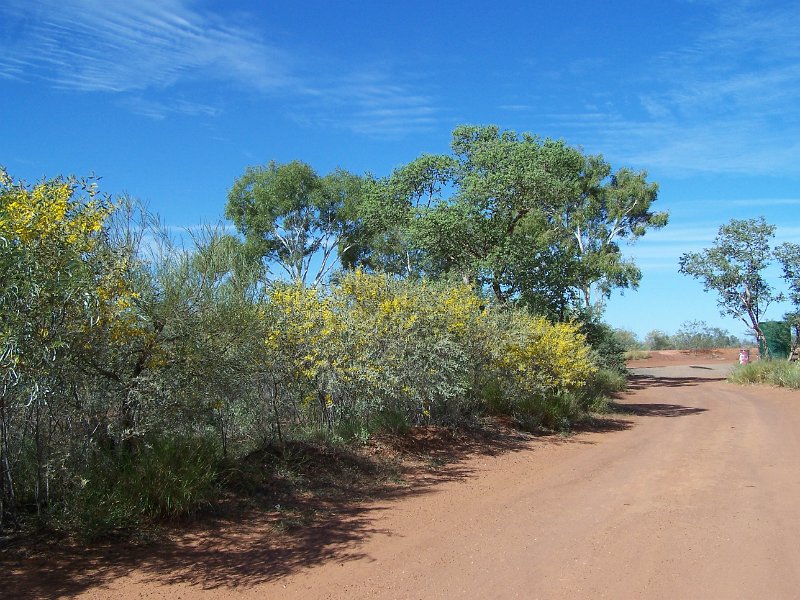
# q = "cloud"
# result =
<box><xmin>504</xmin><ymin>2</ymin><xmax>800</xmax><ymax>175</ymax></box>
<box><xmin>287</xmin><ymin>69</ymin><xmax>442</xmax><ymax>138</ymax></box>
<box><xmin>0</xmin><ymin>0</ymin><xmax>295</xmax><ymax>94</ymax></box>
<box><xmin>730</xmin><ymin>198</ymin><xmax>800</xmax><ymax>207</ymax></box>
<box><xmin>0</xmin><ymin>0</ymin><xmax>443</xmax><ymax>138</ymax></box>
<box><xmin>119</xmin><ymin>96</ymin><xmax>223</xmax><ymax>120</ymax></box>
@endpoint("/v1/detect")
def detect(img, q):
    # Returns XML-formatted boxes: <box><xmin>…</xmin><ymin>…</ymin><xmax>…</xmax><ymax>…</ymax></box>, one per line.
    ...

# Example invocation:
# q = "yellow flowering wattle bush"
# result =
<box><xmin>0</xmin><ymin>169</ymin><xmax>116</xmax><ymax>379</ymax></box>
<box><xmin>259</xmin><ymin>269</ymin><xmax>598</xmax><ymax>436</ymax></box>
<box><xmin>331</xmin><ymin>270</ymin><xmax>485</xmax><ymax>428</ymax></box>
<box><xmin>492</xmin><ymin>313</ymin><xmax>596</xmax><ymax>391</ymax></box>
<box><xmin>0</xmin><ymin>169</ymin><xmax>109</xmax><ymax>248</ymax></box>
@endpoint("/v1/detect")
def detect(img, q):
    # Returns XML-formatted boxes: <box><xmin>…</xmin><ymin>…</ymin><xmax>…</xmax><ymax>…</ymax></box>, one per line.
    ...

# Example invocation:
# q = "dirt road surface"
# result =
<box><xmin>10</xmin><ymin>361</ymin><xmax>800</xmax><ymax>599</ymax></box>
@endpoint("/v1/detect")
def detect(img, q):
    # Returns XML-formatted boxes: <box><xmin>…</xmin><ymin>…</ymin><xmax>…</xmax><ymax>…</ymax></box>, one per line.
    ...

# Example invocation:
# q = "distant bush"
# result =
<box><xmin>612</xmin><ymin>328</ymin><xmax>642</xmax><ymax>351</ymax></box>
<box><xmin>644</xmin><ymin>329</ymin><xmax>673</xmax><ymax>350</ymax></box>
<box><xmin>579</xmin><ymin>319</ymin><xmax>627</xmax><ymax>374</ymax></box>
<box><xmin>673</xmin><ymin>320</ymin><xmax>740</xmax><ymax>351</ymax></box>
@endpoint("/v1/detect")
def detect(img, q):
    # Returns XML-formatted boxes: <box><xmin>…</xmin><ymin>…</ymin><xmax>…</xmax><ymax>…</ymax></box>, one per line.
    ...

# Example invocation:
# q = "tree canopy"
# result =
<box><xmin>346</xmin><ymin>125</ymin><xmax>665</xmax><ymax>317</ymax></box>
<box><xmin>679</xmin><ymin>217</ymin><xmax>780</xmax><ymax>351</ymax></box>
<box><xmin>225</xmin><ymin>161</ymin><xmax>363</xmax><ymax>287</ymax></box>
<box><xmin>775</xmin><ymin>241</ymin><xmax>800</xmax><ymax>350</ymax></box>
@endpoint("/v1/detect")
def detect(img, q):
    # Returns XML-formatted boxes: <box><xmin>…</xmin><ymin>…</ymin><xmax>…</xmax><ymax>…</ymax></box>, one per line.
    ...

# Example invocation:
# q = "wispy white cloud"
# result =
<box><xmin>119</xmin><ymin>96</ymin><xmax>223</xmax><ymax>120</ymax></box>
<box><xmin>0</xmin><ymin>0</ymin><xmax>443</xmax><ymax>138</ymax></box>
<box><xmin>729</xmin><ymin>198</ymin><xmax>800</xmax><ymax>207</ymax></box>
<box><xmin>287</xmin><ymin>69</ymin><xmax>442</xmax><ymax>138</ymax></box>
<box><xmin>0</xmin><ymin>0</ymin><xmax>294</xmax><ymax>94</ymax></box>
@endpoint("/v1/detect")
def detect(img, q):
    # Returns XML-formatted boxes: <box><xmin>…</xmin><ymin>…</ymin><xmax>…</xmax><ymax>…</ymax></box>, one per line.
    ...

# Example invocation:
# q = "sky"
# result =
<box><xmin>1</xmin><ymin>0</ymin><xmax>798</xmax><ymax>340</ymax></box>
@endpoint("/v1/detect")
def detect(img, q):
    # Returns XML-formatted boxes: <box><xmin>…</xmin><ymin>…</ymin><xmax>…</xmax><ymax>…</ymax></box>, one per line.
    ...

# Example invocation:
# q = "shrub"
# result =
<box><xmin>673</xmin><ymin>320</ymin><xmax>740</xmax><ymax>350</ymax></box>
<box><xmin>579</xmin><ymin>318</ymin><xmax>627</xmax><ymax>374</ymax></box>
<box><xmin>67</xmin><ymin>435</ymin><xmax>221</xmax><ymax>539</ymax></box>
<box><xmin>262</xmin><ymin>271</ymin><xmax>600</xmax><ymax>435</ymax></box>
<box><xmin>644</xmin><ymin>329</ymin><xmax>673</xmax><ymax>350</ymax></box>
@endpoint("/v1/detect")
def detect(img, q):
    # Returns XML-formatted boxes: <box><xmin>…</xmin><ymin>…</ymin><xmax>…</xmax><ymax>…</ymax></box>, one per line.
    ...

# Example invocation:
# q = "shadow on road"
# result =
<box><xmin>616</xmin><ymin>402</ymin><xmax>707</xmax><ymax>418</ymax></box>
<box><xmin>627</xmin><ymin>374</ymin><xmax>725</xmax><ymax>390</ymax></box>
<box><xmin>0</xmin><ymin>427</ymin><xmax>540</xmax><ymax>597</ymax></box>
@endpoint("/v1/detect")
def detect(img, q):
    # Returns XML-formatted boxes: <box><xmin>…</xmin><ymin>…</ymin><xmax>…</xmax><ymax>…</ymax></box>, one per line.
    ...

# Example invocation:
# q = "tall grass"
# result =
<box><xmin>623</xmin><ymin>350</ymin><xmax>651</xmax><ymax>361</ymax></box>
<box><xmin>728</xmin><ymin>360</ymin><xmax>800</xmax><ymax>389</ymax></box>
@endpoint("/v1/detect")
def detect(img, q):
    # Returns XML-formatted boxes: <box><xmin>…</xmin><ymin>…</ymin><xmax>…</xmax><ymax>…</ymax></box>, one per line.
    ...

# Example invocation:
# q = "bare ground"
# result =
<box><xmin>626</xmin><ymin>347</ymin><xmax>746</xmax><ymax>368</ymax></box>
<box><xmin>6</xmin><ymin>356</ymin><xmax>800</xmax><ymax>599</ymax></box>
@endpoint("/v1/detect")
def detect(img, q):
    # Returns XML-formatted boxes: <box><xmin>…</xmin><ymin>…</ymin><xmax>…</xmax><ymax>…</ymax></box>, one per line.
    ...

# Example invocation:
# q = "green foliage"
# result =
<box><xmin>581</xmin><ymin>368</ymin><xmax>628</xmax><ymax>403</ymax></box>
<box><xmin>775</xmin><ymin>243</ymin><xmax>800</xmax><ymax>354</ymax></box>
<box><xmin>776</xmin><ymin>242</ymin><xmax>800</xmax><ymax>308</ymax></box>
<box><xmin>0</xmin><ymin>168</ymin><xmax>119</xmax><ymax>526</ymax></box>
<box><xmin>578</xmin><ymin>318</ymin><xmax>628</xmax><ymax>374</ymax></box>
<box><xmin>0</xmin><ymin>178</ymin><xmax>267</xmax><ymax>532</ymax></box>
<box><xmin>69</xmin><ymin>435</ymin><xmax>220</xmax><ymax>539</ymax></box>
<box><xmin>644</xmin><ymin>329</ymin><xmax>673</xmax><ymax>350</ymax></box>
<box><xmin>673</xmin><ymin>320</ymin><xmax>741</xmax><ymax>350</ymax></box>
<box><xmin>679</xmin><ymin>217</ymin><xmax>780</xmax><ymax>352</ymax></box>
<box><xmin>642</xmin><ymin>322</ymin><xmax>740</xmax><ymax>351</ymax></box>
<box><xmin>613</xmin><ymin>328</ymin><xmax>642</xmax><ymax>350</ymax></box>
<box><xmin>728</xmin><ymin>360</ymin><xmax>800</xmax><ymax>389</ymax></box>
<box><xmin>350</xmin><ymin>125</ymin><xmax>665</xmax><ymax>314</ymax></box>
<box><xmin>225</xmin><ymin>161</ymin><xmax>363</xmax><ymax>286</ymax></box>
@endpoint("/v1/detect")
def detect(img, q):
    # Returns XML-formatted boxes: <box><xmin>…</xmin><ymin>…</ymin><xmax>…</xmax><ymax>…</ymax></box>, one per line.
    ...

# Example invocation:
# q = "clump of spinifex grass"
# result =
<box><xmin>623</xmin><ymin>350</ymin><xmax>651</xmax><ymax>361</ymax></box>
<box><xmin>728</xmin><ymin>360</ymin><xmax>800</xmax><ymax>389</ymax></box>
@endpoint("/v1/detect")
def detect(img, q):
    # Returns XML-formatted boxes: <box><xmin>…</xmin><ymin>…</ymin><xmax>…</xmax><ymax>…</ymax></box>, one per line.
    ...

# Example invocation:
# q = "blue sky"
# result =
<box><xmin>2</xmin><ymin>0</ymin><xmax>798</xmax><ymax>340</ymax></box>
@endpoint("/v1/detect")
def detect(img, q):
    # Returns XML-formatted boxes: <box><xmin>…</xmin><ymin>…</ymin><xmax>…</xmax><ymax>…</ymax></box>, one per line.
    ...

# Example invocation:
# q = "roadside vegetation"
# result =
<box><xmin>728</xmin><ymin>361</ymin><xmax>800</xmax><ymax>389</ymax></box>
<box><xmin>674</xmin><ymin>217</ymin><xmax>799</xmax><ymax>388</ymax></box>
<box><xmin>1</xmin><ymin>126</ymin><xmax>665</xmax><ymax>540</ymax></box>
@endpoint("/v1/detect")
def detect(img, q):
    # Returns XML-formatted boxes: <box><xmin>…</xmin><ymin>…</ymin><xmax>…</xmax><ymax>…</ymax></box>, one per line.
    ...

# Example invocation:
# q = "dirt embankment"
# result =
<box><xmin>626</xmin><ymin>347</ymin><xmax>746</xmax><ymax>368</ymax></box>
<box><xmin>5</xmin><ymin>358</ymin><xmax>800</xmax><ymax>599</ymax></box>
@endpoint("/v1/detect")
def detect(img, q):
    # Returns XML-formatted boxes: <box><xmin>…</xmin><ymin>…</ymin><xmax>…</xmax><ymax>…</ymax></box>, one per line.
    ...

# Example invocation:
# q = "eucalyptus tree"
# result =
<box><xmin>679</xmin><ymin>217</ymin><xmax>780</xmax><ymax>352</ymax></box>
<box><xmin>351</xmin><ymin>125</ymin><xmax>665</xmax><ymax>316</ymax></box>
<box><xmin>563</xmin><ymin>157</ymin><xmax>665</xmax><ymax>309</ymax></box>
<box><xmin>775</xmin><ymin>241</ymin><xmax>800</xmax><ymax>352</ymax></box>
<box><xmin>225</xmin><ymin>161</ymin><xmax>363</xmax><ymax>287</ymax></box>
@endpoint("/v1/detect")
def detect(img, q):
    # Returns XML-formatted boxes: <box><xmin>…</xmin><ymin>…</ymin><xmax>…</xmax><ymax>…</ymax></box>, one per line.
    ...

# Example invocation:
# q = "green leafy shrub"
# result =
<box><xmin>613</xmin><ymin>328</ymin><xmax>642</xmax><ymax>351</ymax></box>
<box><xmin>579</xmin><ymin>318</ymin><xmax>627</xmax><ymax>374</ymax></box>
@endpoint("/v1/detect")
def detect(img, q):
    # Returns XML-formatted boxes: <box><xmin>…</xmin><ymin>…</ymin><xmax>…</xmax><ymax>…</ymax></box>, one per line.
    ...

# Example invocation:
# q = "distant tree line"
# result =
<box><xmin>614</xmin><ymin>321</ymin><xmax>744</xmax><ymax>352</ymax></box>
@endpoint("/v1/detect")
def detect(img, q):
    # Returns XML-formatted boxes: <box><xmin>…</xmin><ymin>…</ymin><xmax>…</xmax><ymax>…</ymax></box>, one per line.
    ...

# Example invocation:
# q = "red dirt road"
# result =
<box><xmin>11</xmin><ymin>364</ymin><xmax>800</xmax><ymax>599</ymax></box>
